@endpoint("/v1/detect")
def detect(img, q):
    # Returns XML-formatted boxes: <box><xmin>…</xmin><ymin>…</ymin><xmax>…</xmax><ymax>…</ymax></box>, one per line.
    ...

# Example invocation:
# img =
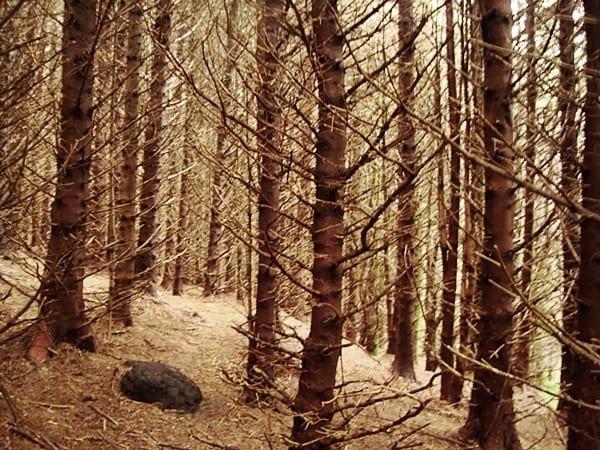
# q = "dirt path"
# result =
<box><xmin>0</xmin><ymin>256</ymin><xmax>564</xmax><ymax>449</ymax></box>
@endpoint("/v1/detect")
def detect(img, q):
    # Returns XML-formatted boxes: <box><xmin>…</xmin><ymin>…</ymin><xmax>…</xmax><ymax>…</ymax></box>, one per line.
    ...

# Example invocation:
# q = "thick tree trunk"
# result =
<box><xmin>290</xmin><ymin>0</ymin><xmax>346</xmax><ymax>447</ymax></box>
<box><xmin>110</xmin><ymin>1</ymin><xmax>142</xmax><ymax>327</ymax></box>
<box><xmin>392</xmin><ymin>0</ymin><xmax>416</xmax><ymax>382</ymax></box>
<box><xmin>135</xmin><ymin>0</ymin><xmax>172</xmax><ymax>297</ymax></box>
<box><xmin>556</xmin><ymin>0</ymin><xmax>578</xmax><ymax>414</ymax></box>
<box><xmin>28</xmin><ymin>0</ymin><xmax>97</xmax><ymax>364</ymax></box>
<box><xmin>462</xmin><ymin>2</ymin><xmax>522</xmax><ymax>449</ymax></box>
<box><xmin>244</xmin><ymin>0</ymin><xmax>286</xmax><ymax>403</ymax></box>
<box><xmin>440</xmin><ymin>0</ymin><xmax>461</xmax><ymax>402</ymax></box>
<box><xmin>566</xmin><ymin>2</ymin><xmax>600</xmax><ymax>448</ymax></box>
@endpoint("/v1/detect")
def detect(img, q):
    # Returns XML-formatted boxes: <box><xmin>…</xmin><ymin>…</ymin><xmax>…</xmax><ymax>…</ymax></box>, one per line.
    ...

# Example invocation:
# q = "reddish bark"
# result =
<box><xmin>392</xmin><ymin>0</ymin><xmax>417</xmax><ymax>382</ymax></box>
<box><xmin>462</xmin><ymin>2</ymin><xmax>522</xmax><ymax>449</ymax></box>
<box><xmin>28</xmin><ymin>0</ymin><xmax>97</xmax><ymax>364</ymax></box>
<box><xmin>290</xmin><ymin>0</ymin><xmax>347</xmax><ymax>446</ymax></box>
<box><xmin>556</xmin><ymin>0</ymin><xmax>578</xmax><ymax>414</ymax></box>
<box><xmin>173</xmin><ymin>139</ymin><xmax>191</xmax><ymax>296</ymax></box>
<box><xmin>136</xmin><ymin>0</ymin><xmax>172</xmax><ymax>297</ymax></box>
<box><xmin>204</xmin><ymin>0</ymin><xmax>240</xmax><ymax>297</ymax></box>
<box><xmin>110</xmin><ymin>2</ymin><xmax>142</xmax><ymax>327</ymax></box>
<box><xmin>440</xmin><ymin>0</ymin><xmax>461</xmax><ymax>402</ymax></box>
<box><xmin>244</xmin><ymin>0</ymin><xmax>286</xmax><ymax>402</ymax></box>
<box><xmin>513</xmin><ymin>0</ymin><xmax>536</xmax><ymax>383</ymax></box>
<box><xmin>566</xmin><ymin>1</ymin><xmax>600</xmax><ymax>448</ymax></box>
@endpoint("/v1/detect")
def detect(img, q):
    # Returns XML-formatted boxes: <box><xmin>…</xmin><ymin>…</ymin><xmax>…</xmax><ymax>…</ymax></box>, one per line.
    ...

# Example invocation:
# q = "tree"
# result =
<box><xmin>0</xmin><ymin>4</ymin><xmax>18</xmax><ymax>253</ymax></box>
<box><xmin>203</xmin><ymin>0</ymin><xmax>240</xmax><ymax>297</ymax></box>
<box><xmin>173</xmin><ymin>113</ymin><xmax>192</xmax><ymax>296</ymax></box>
<box><xmin>566</xmin><ymin>1</ymin><xmax>600</xmax><ymax>448</ymax></box>
<box><xmin>290</xmin><ymin>0</ymin><xmax>347</xmax><ymax>446</ymax></box>
<box><xmin>513</xmin><ymin>0</ymin><xmax>536</xmax><ymax>383</ymax></box>
<box><xmin>135</xmin><ymin>0</ymin><xmax>173</xmax><ymax>296</ymax></box>
<box><xmin>244</xmin><ymin>0</ymin><xmax>286</xmax><ymax>403</ymax></box>
<box><xmin>110</xmin><ymin>1</ymin><xmax>143</xmax><ymax>326</ymax></box>
<box><xmin>557</xmin><ymin>0</ymin><xmax>578</xmax><ymax>414</ymax></box>
<box><xmin>28</xmin><ymin>0</ymin><xmax>97</xmax><ymax>364</ymax></box>
<box><xmin>440</xmin><ymin>0</ymin><xmax>462</xmax><ymax>401</ymax></box>
<box><xmin>392</xmin><ymin>0</ymin><xmax>417</xmax><ymax>381</ymax></box>
<box><xmin>462</xmin><ymin>1</ymin><xmax>522</xmax><ymax>448</ymax></box>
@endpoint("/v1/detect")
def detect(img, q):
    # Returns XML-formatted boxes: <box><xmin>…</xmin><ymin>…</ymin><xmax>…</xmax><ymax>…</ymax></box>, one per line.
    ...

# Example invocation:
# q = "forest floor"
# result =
<box><xmin>0</xmin><ymin>253</ymin><xmax>566</xmax><ymax>450</ymax></box>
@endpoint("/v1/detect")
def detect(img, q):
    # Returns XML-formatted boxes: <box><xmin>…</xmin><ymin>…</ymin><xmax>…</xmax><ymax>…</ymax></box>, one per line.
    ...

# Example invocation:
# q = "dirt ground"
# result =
<box><xmin>0</xmin><ymin>253</ymin><xmax>566</xmax><ymax>449</ymax></box>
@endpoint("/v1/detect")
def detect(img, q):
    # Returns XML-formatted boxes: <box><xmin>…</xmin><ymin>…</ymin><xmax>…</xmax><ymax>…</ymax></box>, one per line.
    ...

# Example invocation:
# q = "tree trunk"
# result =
<box><xmin>566</xmin><ymin>2</ymin><xmax>600</xmax><ymax>448</ymax></box>
<box><xmin>110</xmin><ymin>1</ymin><xmax>142</xmax><ymax>327</ymax></box>
<box><xmin>135</xmin><ymin>0</ymin><xmax>172</xmax><ymax>297</ymax></box>
<box><xmin>290</xmin><ymin>0</ymin><xmax>347</xmax><ymax>446</ymax></box>
<box><xmin>361</xmin><ymin>259</ymin><xmax>379</xmax><ymax>354</ymax></box>
<box><xmin>440</xmin><ymin>0</ymin><xmax>462</xmax><ymax>402</ymax></box>
<box><xmin>28</xmin><ymin>0</ymin><xmax>97</xmax><ymax>364</ymax></box>
<box><xmin>0</xmin><ymin>13</ymin><xmax>18</xmax><ymax>253</ymax></box>
<box><xmin>458</xmin><ymin>0</ymin><xmax>484</xmax><ymax>379</ymax></box>
<box><xmin>556</xmin><ymin>0</ymin><xmax>578</xmax><ymax>414</ymax></box>
<box><xmin>392</xmin><ymin>0</ymin><xmax>417</xmax><ymax>382</ymax></box>
<box><xmin>423</xmin><ymin>43</ymin><xmax>445</xmax><ymax>373</ymax></box>
<box><xmin>243</xmin><ymin>0</ymin><xmax>286</xmax><ymax>403</ymax></box>
<box><xmin>513</xmin><ymin>0</ymin><xmax>536</xmax><ymax>383</ymax></box>
<box><xmin>203</xmin><ymin>0</ymin><xmax>240</xmax><ymax>297</ymax></box>
<box><xmin>462</xmin><ymin>1</ymin><xmax>522</xmax><ymax>449</ymax></box>
<box><xmin>173</xmin><ymin>129</ymin><xmax>192</xmax><ymax>296</ymax></box>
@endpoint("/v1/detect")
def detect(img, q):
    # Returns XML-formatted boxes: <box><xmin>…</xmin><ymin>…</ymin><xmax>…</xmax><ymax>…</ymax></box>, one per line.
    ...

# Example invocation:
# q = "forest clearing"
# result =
<box><xmin>0</xmin><ymin>255</ymin><xmax>563</xmax><ymax>449</ymax></box>
<box><xmin>2</xmin><ymin>0</ymin><xmax>600</xmax><ymax>448</ymax></box>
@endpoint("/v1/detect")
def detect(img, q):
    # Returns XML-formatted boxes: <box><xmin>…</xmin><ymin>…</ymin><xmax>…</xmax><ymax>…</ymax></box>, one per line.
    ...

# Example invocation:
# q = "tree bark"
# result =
<box><xmin>0</xmin><ymin>12</ymin><xmax>18</xmax><ymax>253</ymax></box>
<box><xmin>28</xmin><ymin>0</ymin><xmax>97</xmax><ymax>364</ymax></box>
<box><xmin>203</xmin><ymin>0</ymin><xmax>240</xmax><ymax>297</ymax></box>
<box><xmin>110</xmin><ymin>1</ymin><xmax>142</xmax><ymax>326</ymax></box>
<box><xmin>513</xmin><ymin>0</ymin><xmax>536</xmax><ymax>383</ymax></box>
<box><xmin>173</xmin><ymin>126</ymin><xmax>192</xmax><ymax>296</ymax></box>
<box><xmin>392</xmin><ymin>0</ymin><xmax>417</xmax><ymax>382</ymax></box>
<box><xmin>244</xmin><ymin>0</ymin><xmax>286</xmax><ymax>403</ymax></box>
<box><xmin>459</xmin><ymin>0</ymin><xmax>484</xmax><ymax>379</ymax></box>
<box><xmin>556</xmin><ymin>0</ymin><xmax>578</xmax><ymax>414</ymax></box>
<box><xmin>566</xmin><ymin>1</ymin><xmax>600</xmax><ymax>448</ymax></box>
<box><xmin>440</xmin><ymin>0</ymin><xmax>462</xmax><ymax>402</ymax></box>
<box><xmin>290</xmin><ymin>0</ymin><xmax>347</xmax><ymax>446</ymax></box>
<box><xmin>135</xmin><ymin>0</ymin><xmax>172</xmax><ymax>297</ymax></box>
<box><xmin>462</xmin><ymin>2</ymin><xmax>522</xmax><ymax>449</ymax></box>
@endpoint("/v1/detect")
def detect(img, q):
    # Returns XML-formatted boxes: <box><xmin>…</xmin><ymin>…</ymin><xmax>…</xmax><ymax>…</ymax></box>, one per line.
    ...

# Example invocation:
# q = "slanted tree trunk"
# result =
<box><xmin>28</xmin><ymin>0</ymin><xmax>97</xmax><ymax>364</ymax></box>
<box><xmin>135</xmin><ymin>0</ymin><xmax>172</xmax><ymax>296</ymax></box>
<box><xmin>392</xmin><ymin>0</ymin><xmax>417</xmax><ymax>381</ymax></box>
<box><xmin>557</xmin><ymin>0</ymin><xmax>578</xmax><ymax>414</ymax></box>
<box><xmin>566</xmin><ymin>2</ymin><xmax>600</xmax><ymax>448</ymax></box>
<box><xmin>462</xmin><ymin>1</ymin><xmax>522</xmax><ymax>448</ymax></box>
<box><xmin>513</xmin><ymin>0</ymin><xmax>536</xmax><ymax>383</ymax></box>
<box><xmin>290</xmin><ymin>0</ymin><xmax>347</xmax><ymax>446</ymax></box>
<box><xmin>204</xmin><ymin>0</ymin><xmax>240</xmax><ymax>297</ymax></box>
<box><xmin>110</xmin><ymin>1</ymin><xmax>142</xmax><ymax>327</ymax></box>
<box><xmin>244</xmin><ymin>0</ymin><xmax>286</xmax><ymax>403</ymax></box>
<box><xmin>440</xmin><ymin>0</ymin><xmax>462</xmax><ymax>402</ymax></box>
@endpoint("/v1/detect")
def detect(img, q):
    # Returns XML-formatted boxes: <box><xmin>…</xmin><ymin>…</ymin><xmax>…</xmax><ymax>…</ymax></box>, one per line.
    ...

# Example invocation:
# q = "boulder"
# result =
<box><xmin>120</xmin><ymin>360</ymin><xmax>202</xmax><ymax>412</ymax></box>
